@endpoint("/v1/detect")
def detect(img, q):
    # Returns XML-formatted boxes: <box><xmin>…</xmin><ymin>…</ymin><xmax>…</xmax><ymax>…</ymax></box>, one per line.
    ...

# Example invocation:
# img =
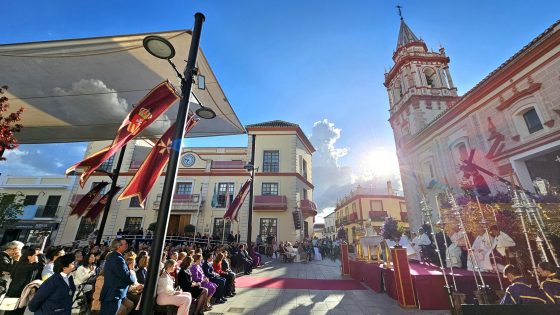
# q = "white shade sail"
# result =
<box><xmin>0</xmin><ymin>30</ymin><xmax>245</xmax><ymax>143</ymax></box>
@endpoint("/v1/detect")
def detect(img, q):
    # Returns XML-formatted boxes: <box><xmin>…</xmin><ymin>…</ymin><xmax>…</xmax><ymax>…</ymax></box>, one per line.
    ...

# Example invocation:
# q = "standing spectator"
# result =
<box><xmin>5</xmin><ymin>247</ymin><xmax>42</xmax><ymax>315</ymax></box>
<box><xmin>157</xmin><ymin>260</ymin><xmax>192</xmax><ymax>315</ymax></box>
<box><xmin>41</xmin><ymin>248</ymin><xmax>65</xmax><ymax>280</ymax></box>
<box><xmin>99</xmin><ymin>239</ymin><xmax>135</xmax><ymax>315</ymax></box>
<box><xmin>0</xmin><ymin>241</ymin><xmax>23</xmax><ymax>294</ymax></box>
<box><xmin>28</xmin><ymin>254</ymin><xmax>76</xmax><ymax>315</ymax></box>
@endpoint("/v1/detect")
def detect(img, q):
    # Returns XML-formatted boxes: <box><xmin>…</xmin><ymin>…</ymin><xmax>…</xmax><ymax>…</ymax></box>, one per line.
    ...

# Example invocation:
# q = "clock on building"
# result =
<box><xmin>181</xmin><ymin>153</ymin><xmax>196</xmax><ymax>167</ymax></box>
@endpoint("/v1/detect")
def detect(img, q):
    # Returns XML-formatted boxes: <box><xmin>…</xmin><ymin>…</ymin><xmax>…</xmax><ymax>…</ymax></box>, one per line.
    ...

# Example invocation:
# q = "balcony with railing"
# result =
<box><xmin>300</xmin><ymin>199</ymin><xmax>317</xmax><ymax>218</ymax></box>
<box><xmin>369</xmin><ymin>210</ymin><xmax>388</xmax><ymax>221</ymax></box>
<box><xmin>18</xmin><ymin>205</ymin><xmax>61</xmax><ymax>220</ymax></box>
<box><xmin>153</xmin><ymin>194</ymin><xmax>203</xmax><ymax>211</ymax></box>
<box><xmin>400</xmin><ymin>212</ymin><xmax>408</xmax><ymax>222</ymax></box>
<box><xmin>254</xmin><ymin>195</ymin><xmax>287</xmax><ymax>211</ymax></box>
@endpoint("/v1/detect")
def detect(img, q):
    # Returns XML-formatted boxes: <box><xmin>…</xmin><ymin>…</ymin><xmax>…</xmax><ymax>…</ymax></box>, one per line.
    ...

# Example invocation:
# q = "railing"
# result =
<box><xmin>369</xmin><ymin>210</ymin><xmax>388</xmax><ymax>221</ymax></box>
<box><xmin>153</xmin><ymin>194</ymin><xmax>203</xmax><ymax>211</ymax></box>
<box><xmin>254</xmin><ymin>195</ymin><xmax>287</xmax><ymax>211</ymax></box>
<box><xmin>211</xmin><ymin>160</ymin><xmax>246</xmax><ymax>169</ymax></box>
<box><xmin>18</xmin><ymin>205</ymin><xmax>61</xmax><ymax>219</ymax></box>
<box><xmin>400</xmin><ymin>212</ymin><xmax>408</xmax><ymax>222</ymax></box>
<box><xmin>299</xmin><ymin>199</ymin><xmax>317</xmax><ymax>217</ymax></box>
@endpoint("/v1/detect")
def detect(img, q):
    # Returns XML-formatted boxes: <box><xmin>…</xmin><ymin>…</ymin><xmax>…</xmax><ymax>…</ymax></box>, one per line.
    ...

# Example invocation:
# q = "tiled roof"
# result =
<box><xmin>246</xmin><ymin>120</ymin><xmax>300</xmax><ymax>128</ymax></box>
<box><xmin>397</xmin><ymin>19</ymin><xmax>421</xmax><ymax>49</ymax></box>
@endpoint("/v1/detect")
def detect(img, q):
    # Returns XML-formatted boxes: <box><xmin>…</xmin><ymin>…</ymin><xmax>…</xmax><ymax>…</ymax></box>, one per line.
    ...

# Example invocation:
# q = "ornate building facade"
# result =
<box><xmin>50</xmin><ymin>120</ymin><xmax>316</xmax><ymax>246</ymax></box>
<box><xmin>386</xmin><ymin>18</ymin><xmax>560</xmax><ymax>229</ymax></box>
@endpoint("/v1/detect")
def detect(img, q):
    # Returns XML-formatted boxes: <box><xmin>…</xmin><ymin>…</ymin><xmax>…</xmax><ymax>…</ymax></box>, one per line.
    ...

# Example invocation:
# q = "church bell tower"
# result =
<box><xmin>385</xmin><ymin>14</ymin><xmax>459</xmax><ymax>145</ymax></box>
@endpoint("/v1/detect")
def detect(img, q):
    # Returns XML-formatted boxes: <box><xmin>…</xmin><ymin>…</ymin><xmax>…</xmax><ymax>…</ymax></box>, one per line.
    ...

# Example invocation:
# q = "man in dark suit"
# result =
<box><xmin>201</xmin><ymin>253</ymin><xmax>227</xmax><ymax>303</ymax></box>
<box><xmin>28</xmin><ymin>254</ymin><xmax>77</xmax><ymax>315</ymax></box>
<box><xmin>100</xmin><ymin>239</ymin><xmax>135</xmax><ymax>315</ymax></box>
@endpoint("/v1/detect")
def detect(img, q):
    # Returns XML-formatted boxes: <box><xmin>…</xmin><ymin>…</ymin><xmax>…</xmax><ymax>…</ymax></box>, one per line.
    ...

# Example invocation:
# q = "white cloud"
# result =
<box><xmin>53</xmin><ymin>79</ymin><xmax>129</xmax><ymax>123</ymax></box>
<box><xmin>0</xmin><ymin>143</ymin><xmax>87</xmax><ymax>177</ymax></box>
<box><xmin>310</xmin><ymin>119</ymin><xmax>402</xmax><ymax>213</ymax></box>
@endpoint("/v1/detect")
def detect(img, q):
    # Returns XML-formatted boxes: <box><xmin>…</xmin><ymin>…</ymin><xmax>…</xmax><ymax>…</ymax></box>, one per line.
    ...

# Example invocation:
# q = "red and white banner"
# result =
<box><xmin>66</xmin><ymin>81</ymin><xmax>179</xmax><ymax>187</ymax></box>
<box><xmin>223</xmin><ymin>179</ymin><xmax>252</xmax><ymax>222</ymax></box>
<box><xmin>118</xmin><ymin>115</ymin><xmax>198</xmax><ymax>207</ymax></box>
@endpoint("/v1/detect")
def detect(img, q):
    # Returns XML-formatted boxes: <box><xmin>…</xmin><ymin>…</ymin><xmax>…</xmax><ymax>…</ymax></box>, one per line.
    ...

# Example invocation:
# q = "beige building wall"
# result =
<box><xmin>334</xmin><ymin>188</ymin><xmax>407</xmax><ymax>242</ymax></box>
<box><xmin>0</xmin><ymin>176</ymin><xmax>75</xmax><ymax>246</ymax></box>
<box><xmin>55</xmin><ymin>120</ymin><xmax>316</xmax><ymax>245</ymax></box>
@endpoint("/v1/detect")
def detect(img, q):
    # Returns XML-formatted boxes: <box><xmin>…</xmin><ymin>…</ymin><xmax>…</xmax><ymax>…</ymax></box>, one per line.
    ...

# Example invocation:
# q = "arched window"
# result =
<box><xmin>423</xmin><ymin>67</ymin><xmax>438</xmax><ymax>87</ymax></box>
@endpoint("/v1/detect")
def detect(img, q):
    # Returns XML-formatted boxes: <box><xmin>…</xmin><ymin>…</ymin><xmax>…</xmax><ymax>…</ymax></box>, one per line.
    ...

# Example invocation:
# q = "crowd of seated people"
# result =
<box><xmin>0</xmin><ymin>234</ymin><xmax>273</xmax><ymax>315</ymax></box>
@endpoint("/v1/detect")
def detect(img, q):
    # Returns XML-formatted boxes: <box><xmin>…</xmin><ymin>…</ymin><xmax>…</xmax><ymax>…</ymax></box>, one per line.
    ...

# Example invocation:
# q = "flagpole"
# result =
<box><xmin>194</xmin><ymin>182</ymin><xmax>204</xmax><ymax>237</ymax></box>
<box><xmin>96</xmin><ymin>144</ymin><xmax>126</xmax><ymax>245</ymax></box>
<box><xmin>140</xmin><ymin>13</ymin><xmax>205</xmax><ymax>315</ymax></box>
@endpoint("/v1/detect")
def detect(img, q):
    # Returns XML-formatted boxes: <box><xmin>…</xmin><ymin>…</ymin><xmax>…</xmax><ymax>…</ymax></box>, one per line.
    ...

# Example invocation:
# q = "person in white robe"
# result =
<box><xmin>468</xmin><ymin>226</ymin><xmax>493</xmax><ymax>272</ymax></box>
<box><xmin>447</xmin><ymin>225</ymin><xmax>466</xmax><ymax>268</ymax></box>
<box><xmin>489</xmin><ymin>225</ymin><xmax>516</xmax><ymax>272</ymax></box>
<box><xmin>398</xmin><ymin>234</ymin><xmax>417</xmax><ymax>260</ymax></box>
<box><xmin>411</xmin><ymin>228</ymin><xmax>431</xmax><ymax>261</ymax></box>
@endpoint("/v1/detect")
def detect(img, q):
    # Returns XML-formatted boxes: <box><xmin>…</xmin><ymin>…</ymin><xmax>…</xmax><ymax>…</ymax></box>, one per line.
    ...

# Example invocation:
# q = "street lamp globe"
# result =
<box><xmin>195</xmin><ymin>106</ymin><xmax>216</xmax><ymax>119</ymax></box>
<box><xmin>143</xmin><ymin>36</ymin><xmax>176</xmax><ymax>60</ymax></box>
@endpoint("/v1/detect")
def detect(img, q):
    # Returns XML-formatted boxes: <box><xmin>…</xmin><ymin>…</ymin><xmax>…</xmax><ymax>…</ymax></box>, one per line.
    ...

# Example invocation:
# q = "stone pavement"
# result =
<box><xmin>208</xmin><ymin>257</ymin><xmax>450</xmax><ymax>315</ymax></box>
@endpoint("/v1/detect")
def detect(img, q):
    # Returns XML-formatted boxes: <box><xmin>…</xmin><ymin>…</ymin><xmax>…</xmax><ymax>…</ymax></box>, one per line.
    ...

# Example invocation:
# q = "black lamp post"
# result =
<box><xmin>139</xmin><ymin>13</ymin><xmax>214</xmax><ymax>314</ymax></box>
<box><xmin>244</xmin><ymin>134</ymin><xmax>256</xmax><ymax>245</ymax></box>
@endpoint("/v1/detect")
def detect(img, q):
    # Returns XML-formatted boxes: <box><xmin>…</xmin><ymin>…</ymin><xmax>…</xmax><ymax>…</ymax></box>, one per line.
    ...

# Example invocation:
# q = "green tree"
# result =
<box><xmin>0</xmin><ymin>193</ymin><xmax>24</xmax><ymax>228</ymax></box>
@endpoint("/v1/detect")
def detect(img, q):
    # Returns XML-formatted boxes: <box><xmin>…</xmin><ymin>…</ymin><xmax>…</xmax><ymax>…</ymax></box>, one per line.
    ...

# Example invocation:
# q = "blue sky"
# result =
<box><xmin>1</xmin><ymin>1</ymin><xmax>559</xmax><ymax>212</ymax></box>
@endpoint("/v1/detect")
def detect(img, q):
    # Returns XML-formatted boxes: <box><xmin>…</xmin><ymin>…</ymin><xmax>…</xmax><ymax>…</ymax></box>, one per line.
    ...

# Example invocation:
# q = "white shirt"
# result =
<box><xmin>157</xmin><ymin>272</ymin><xmax>176</xmax><ymax>296</ymax></box>
<box><xmin>472</xmin><ymin>233</ymin><xmax>492</xmax><ymax>253</ymax></box>
<box><xmin>450</xmin><ymin>231</ymin><xmax>466</xmax><ymax>247</ymax></box>
<box><xmin>493</xmin><ymin>231</ymin><xmax>515</xmax><ymax>256</ymax></box>
<box><xmin>60</xmin><ymin>272</ymin><xmax>71</xmax><ymax>287</ymax></box>
<box><xmin>74</xmin><ymin>265</ymin><xmax>95</xmax><ymax>286</ymax></box>
<box><xmin>413</xmin><ymin>233</ymin><xmax>431</xmax><ymax>246</ymax></box>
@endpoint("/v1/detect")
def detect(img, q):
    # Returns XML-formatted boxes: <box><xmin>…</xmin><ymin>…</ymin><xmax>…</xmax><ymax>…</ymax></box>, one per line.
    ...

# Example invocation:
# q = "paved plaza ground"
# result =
<box><xmin>208</xmin><ymin>257</ymin><xmax>450</xmax><ymax>315</ymax></box>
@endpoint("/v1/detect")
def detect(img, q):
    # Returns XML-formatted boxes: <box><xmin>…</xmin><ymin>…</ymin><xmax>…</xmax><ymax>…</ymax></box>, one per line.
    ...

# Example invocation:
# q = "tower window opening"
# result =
<box><xmin>423</xmin><ymin>68</ymin><xmax>438</xmax><ymax>88</ymax></box>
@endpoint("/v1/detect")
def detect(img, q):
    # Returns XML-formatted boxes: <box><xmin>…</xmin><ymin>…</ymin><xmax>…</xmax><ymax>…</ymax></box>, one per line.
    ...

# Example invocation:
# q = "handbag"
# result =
<box><xmin>0</xmin><ymin>297</ymin><xmax>20</xmax><ymax>311</ymax></box>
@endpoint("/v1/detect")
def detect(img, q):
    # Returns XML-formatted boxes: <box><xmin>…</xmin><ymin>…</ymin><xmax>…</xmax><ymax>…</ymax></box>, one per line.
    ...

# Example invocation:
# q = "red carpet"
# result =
<box><xmin>235</xmin><ymin>276</ymin><xmax>366</xmax><ymax>290</ymax></box>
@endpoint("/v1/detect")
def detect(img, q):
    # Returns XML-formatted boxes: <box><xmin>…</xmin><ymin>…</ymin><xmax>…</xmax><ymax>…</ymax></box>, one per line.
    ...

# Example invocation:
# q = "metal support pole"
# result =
<box><xmin>246</xmin><ymin>134</ymin><xmax>256</xmax><ymax>245</ymax></box>
<box><xmin>96</xmin><ymin>144</ymin><xmax>126</xmax><ymax>245</ymax></box>
<box><xmin>140</xmin><ymin>13</ymin><xmax>205</xmax><ymax>315</ymax></box>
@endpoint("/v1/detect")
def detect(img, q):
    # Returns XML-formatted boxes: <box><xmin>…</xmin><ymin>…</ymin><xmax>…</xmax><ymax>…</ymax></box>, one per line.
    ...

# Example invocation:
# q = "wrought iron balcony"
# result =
<box><xmin>300</xmin><ymin>199</ymin><xmax>317</xmax><ymax>218</ymax></box>
<box><xmin>153</xmin><ymin>194</ymin><xmax>203</xmax><ymax>211</ymax></box>
<box><xmin>254</xmin><ymin>195</ymin><xmax>287</xmax><ymax>211</ymax></box>
<box><xmin>369</xmin><ymin>210</ymin><xmax>388</xmax><ymax>221</ymax></box>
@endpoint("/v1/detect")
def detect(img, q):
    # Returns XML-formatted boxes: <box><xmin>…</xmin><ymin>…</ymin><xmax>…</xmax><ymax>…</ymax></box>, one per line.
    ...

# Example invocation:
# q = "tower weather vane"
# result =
<box><xmin>396</xmin><ymin>5</ymin><xmax>403</xmax><ymax>20</ymax></box>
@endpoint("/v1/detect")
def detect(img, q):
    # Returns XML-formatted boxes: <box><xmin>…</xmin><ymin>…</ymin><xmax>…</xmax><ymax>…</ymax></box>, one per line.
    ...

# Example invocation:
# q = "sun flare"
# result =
<box><xmin>358</xmin><ymin>148</ymin><xmax>400</xmax><ymax>180</ymax></box>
